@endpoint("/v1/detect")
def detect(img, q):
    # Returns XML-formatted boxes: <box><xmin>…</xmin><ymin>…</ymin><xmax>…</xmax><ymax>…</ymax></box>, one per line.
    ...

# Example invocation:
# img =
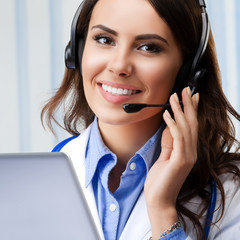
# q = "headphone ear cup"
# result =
<box><xmin>190</xmin><ymin>68</ymin><xmax>206</xmax><ymax>95</ymax></box>
<box><xmin>172</xmin><ymin>58</ymin><xmax>192</xmax><ymax>99</ymax></box>
<box><xmin>64</xmin><ymin>38</ymin><xmax>84</xmax><ymax>71</ymax></box>
<box><xmin>65</xmin><ymin>42</ymin><xmax>77</xmax><ymax>69</ymax></box>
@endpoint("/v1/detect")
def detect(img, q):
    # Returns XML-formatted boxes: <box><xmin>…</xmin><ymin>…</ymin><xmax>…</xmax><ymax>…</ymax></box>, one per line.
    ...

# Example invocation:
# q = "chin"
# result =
<box><xmin>94</xmin><ymin>106</ymin><xmax>163</xmax><ymax>127</ymax></box>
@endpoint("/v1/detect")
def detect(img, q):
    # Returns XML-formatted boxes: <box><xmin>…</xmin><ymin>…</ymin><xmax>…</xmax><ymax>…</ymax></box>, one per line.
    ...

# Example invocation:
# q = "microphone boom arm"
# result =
<box><xmin>122</xmin><ymin>102</ymin><xmax>183</xmax><ymax>113</ymax></box>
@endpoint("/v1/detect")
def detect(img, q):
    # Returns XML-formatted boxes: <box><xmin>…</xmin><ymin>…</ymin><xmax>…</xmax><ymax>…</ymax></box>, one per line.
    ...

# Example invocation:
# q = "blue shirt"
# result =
<box><xmin>85</xmin><ymin>117</ymin><xmax>166</xmax><ymax>240</ymax></box>
<box><xmin>52</xmin><ymin>117</ymin><xmax>187</xmax><ymax>239</ymax></box>
<box><xmin>52</xmin><ymin>117</ymin><xmax>187</xmax><ymax>240</ymax></box>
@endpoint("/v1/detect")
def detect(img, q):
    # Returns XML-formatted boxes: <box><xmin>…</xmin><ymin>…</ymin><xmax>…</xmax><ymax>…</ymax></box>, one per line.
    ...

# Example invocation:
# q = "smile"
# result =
<box><xmin>101</xmin><ymin>84</ymin><xmax>141</xmax><ymax>96</ymax></box>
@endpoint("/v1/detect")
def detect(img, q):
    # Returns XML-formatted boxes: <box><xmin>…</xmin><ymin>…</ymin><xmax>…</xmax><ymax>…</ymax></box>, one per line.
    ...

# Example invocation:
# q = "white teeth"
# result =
<box><xmin>102</xmin><ymin>84</ymin><xmax>138</xmax><ymax>95</ymax></box>
<box><xmin>112</xmin><ymin>88</ymin><xmax>118</xmax><ymax>94</ymax></box>
<box><xmin>117</xmin><ymin>88</ymin><xmax>123</xmax><ymax>95</ymax></box>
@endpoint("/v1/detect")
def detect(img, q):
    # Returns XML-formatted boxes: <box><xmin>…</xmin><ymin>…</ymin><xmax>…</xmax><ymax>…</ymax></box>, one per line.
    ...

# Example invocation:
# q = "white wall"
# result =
<box><xmin>0</xmin><ymin>0</ymin><xmax>81</xmax><ymax>152</ymax></box>
<box><xmin>0</xmin><ymin>0</ymin><xmax>239</xmax><ymax>153</ymax></box>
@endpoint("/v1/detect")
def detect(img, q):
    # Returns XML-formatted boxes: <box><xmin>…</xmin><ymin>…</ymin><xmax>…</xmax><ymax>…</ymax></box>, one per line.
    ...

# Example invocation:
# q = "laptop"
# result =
<box><xmin>0</xmin><ymin>152</ymin><xmax>102</xmax><ymax>240</ymax></box>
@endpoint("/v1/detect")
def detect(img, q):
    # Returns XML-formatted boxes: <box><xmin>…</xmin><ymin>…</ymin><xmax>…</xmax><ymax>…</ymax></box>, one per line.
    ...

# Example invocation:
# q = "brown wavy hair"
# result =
<box><xmin>41</xmin><ymin>0</ymin><xmax>240</xmax><ymax>238</ymax></box>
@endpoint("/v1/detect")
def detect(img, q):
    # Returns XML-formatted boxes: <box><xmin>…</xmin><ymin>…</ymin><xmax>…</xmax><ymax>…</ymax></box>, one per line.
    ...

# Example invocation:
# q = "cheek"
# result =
<box><xmin>81</xmin><ymin>44</ymin><xmax>109</xmax><ymax>115</ymax></box>
<box><xmin>138</xmin><ymin>58</ymin><xmax>180</xmax><ymax>94</ymax></box>
<box><xmin>81</xmin><ymin>47</ymin><xmax>97</xmax><ymax>107</ymax></box>
<box><xmin>82</xmin><ymin>46</ymin><xmax>102</xmax><ymax>81</ymax></box>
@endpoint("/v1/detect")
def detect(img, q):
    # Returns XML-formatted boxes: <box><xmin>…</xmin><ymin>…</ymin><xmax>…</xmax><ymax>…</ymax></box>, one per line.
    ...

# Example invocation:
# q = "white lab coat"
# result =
<box><xmin>60</xmin><ymin>124</ymin><xmax>240</xmax><ymax>240</ymax></box>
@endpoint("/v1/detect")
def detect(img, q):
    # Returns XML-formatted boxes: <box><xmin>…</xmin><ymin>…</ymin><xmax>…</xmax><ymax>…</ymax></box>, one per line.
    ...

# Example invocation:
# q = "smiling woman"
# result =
<box><xmin>41</xmin><ymin>0</ymin><xmax>240</xmax><ymax>239</ymax></box>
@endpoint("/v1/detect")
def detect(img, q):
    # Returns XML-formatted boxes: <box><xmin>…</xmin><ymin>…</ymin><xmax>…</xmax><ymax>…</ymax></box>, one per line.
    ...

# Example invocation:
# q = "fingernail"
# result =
<box><xmin>173</xmin><ymin>93</ymin><xmax>179</xmax><ymax>103</ymax></box>
<box><xmin>193</xmin><ymin>93</ymin><xmax>200</xmax><ymax>104</ymax></box>
<box><xmin>187</xmin><ymin>87</ymin><xmax>191</xmax><ymax>97</ymax></box>
<box><xmin>164</xmin><ymin>109</ymin><xmax>171</xmax><ymax>119</ymax></box>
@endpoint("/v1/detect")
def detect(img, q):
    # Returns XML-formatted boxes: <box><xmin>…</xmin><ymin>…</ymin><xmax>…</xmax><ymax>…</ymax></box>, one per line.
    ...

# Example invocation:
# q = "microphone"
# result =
<box><xmin>122</xmin><ymin>102</ymin><xmax>183</xmax><ymax>113</ymax></box>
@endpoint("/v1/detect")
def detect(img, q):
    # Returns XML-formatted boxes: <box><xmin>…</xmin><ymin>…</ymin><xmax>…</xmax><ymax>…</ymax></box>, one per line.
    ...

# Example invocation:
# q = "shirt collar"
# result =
<box><xmin>136</xmin><ymin>123</ymin><xmax>165</xmax><ymax>172</ymax></box>
<box><xmin>85</xmin><ymin>117</ymin><xmax>165</xmax><ymax>186</ymax></box>
<box><xmin>85</xmin><ymin>117</ymin><xmax>113</xmax><ymax>187</ymax></box>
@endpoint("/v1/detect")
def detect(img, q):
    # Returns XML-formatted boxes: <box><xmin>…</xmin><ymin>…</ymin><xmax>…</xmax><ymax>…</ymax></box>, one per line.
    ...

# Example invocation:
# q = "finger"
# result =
<box><xmin>182</xmin><ymin>87</ymin><xmax>198</xmax><ymax>120</ymax></box>
<box><xmin>163</xmin><ymin>109</ymin><xmax>195</xmax><ymax>172</ymax></box>
<box><xmin>181</xmin><ymin>87</ymin><xmax>199</xmax><ymax>147</ymax></box>
<box><xmin>168</xmin><ymin>91</ymin><xmax>197</xmax><ymax>161</ymax></box>
<box><xmin>159</xmin><ymin>127</ymin><xmax>173</xmax><ymax>161</ymax></box>
<box><xmin>169</xmin><ymin>92</ymin><xmax>192</xmax><ymax>145</ymax></box>
<box><xmin>162</xmin><ymin>109</ymin><xmax>185</xmax><ymax>161</ymax></box>
<box><xmin>192</xmin><ymin>92</ymin><xmax>200</xmax><ymax>111</ymax></box>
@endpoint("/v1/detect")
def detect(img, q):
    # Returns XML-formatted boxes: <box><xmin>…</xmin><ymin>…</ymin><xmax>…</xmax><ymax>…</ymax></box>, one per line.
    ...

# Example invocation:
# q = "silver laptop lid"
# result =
<box><xmin>0</xmin><ymin>152</ymin><xmax>101</xmax><ymax>240</ymax></box>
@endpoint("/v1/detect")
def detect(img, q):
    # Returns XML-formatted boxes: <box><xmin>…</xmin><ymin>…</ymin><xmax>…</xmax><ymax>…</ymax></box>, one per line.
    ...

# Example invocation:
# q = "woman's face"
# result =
<box><xmin>82</xmin><ymin>0</ymin><xmax>183</xmax><ymax>127</ymax></box>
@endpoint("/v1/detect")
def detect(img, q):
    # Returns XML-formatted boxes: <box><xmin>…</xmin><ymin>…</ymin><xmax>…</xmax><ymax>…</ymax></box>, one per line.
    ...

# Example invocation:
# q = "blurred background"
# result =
<box><xmin>0</xmin><ymin>0</ymin><xmax>239</xmax><ymax>153</ymax></box>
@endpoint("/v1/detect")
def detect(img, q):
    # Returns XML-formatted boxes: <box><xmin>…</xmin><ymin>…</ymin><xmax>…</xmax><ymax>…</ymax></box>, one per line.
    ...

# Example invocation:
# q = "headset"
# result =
<box><xmin>65</xmin><ymin>0</ymin><xmax>209</xmax><ymax>97</ymax></box>
<box><xmin>174</xmin><ymin>0</ymin><xmax>210</xmax><ymax>97</ymax></box>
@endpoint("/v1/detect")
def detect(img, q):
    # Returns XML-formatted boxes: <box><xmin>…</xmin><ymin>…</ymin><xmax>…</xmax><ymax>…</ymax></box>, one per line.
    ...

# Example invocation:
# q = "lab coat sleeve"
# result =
<box><xmin>210</xmin><ymin>172</ymin><xmax>240</xmax><ymax>239</ymax></box>
<box><xmin>157</xmin><ymin>227</ymin><xmax>187</xmax><ymax>240</ymax></box>
<box><xmin>152</xmin><ymin>171</ymin><xmax>240</xmax><ymax>240</ymax></box>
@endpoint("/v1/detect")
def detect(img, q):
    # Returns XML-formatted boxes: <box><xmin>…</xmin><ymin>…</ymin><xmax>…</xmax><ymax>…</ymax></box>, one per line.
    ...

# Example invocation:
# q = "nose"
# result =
<box><xmin>107</xmin><ymin>47</ymin><xmax>133</xmax><ymax>77</ymax></box>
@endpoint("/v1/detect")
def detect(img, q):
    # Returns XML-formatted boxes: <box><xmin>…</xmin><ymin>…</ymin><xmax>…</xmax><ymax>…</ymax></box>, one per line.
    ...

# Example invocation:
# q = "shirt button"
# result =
<box><xmin>110</xmin><ymin>203</ymin><xmax>117</xmax><ymax>212</ymax></box>
<box><xmin>130</xmin><ymin>162</ymin><xmax>136</xmax><ymax>171</ymax></box>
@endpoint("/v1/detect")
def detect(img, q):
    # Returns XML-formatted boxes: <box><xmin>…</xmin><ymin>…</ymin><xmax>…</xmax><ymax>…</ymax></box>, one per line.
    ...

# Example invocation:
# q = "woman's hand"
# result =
<box><xmin>144</xmin><ymin>87</ymin><xmax>199</xmax><ymax>239</ymax></box>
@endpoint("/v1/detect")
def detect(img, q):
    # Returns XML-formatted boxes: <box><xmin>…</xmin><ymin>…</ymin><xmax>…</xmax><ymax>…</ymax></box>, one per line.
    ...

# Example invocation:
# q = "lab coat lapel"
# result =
<box><xmin>61</xmin><ymin>125</ymin><xmax>104</xmax><ymax>240</ymax></box>
<box><xmin>120</xmin><ymin>191</ymin><xmax>152</xmax><ymax>240</ymax></box>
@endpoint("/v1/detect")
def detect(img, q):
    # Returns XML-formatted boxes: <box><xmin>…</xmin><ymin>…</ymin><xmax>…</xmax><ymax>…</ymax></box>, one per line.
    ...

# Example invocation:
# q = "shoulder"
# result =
<box><xmin>219</xmin><ymin>164</ymin><xmax>240</xmax><ymax>197</ymax></box>
<box><xmin>219</xmin><ymin>167</ymin><xmax>240</xmax><ymax>209</ymax></box>
<box><xmin>183</xmin><ymin>167</ymin><xmax>240</xmax><ymax>238</ymax></box>
<box><xmin>209</xmin><ymin>167</ymin><xmax>240</xmax><ymax>238</ymax></box>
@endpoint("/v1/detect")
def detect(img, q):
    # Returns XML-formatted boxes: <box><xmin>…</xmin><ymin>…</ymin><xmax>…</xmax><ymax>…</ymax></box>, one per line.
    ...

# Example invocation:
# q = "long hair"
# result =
<box><xmin>41</xmin><ymin>0</ymin><xmax>97</xmax><ymax>134</ymax></box>
<box><xmin>147</xmin><ymin>0</ymin><xmax>240</xmax><ymax>239</ymax></box>
<box><xmin>41</xmin><ymin>0</ymin><xmax>240</xmax><ymax>238</ymax></box>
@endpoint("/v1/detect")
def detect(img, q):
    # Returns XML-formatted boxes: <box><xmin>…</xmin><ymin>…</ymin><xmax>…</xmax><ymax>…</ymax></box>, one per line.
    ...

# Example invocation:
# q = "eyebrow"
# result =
<box><xmin>91</xmin><ymin>24</ymin><xmax>169</xmax><ymax>45</ymax></box>
<box><xmin>91</xmin><ymin>24</ymin><xmax>118</xmax><ymax>36</ymax></box>
<box><xmin>135</xmin><ymin>34</ymin><xmax>169</xmax><ymax>45</ymax></box>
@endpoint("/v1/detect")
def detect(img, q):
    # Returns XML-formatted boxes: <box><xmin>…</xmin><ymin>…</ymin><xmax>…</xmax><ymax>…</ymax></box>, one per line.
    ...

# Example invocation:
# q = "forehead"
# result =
<box><xmin>89</xmin><ymin>0</ymin><xmax>172</xmax><ymax>38</ymax></box>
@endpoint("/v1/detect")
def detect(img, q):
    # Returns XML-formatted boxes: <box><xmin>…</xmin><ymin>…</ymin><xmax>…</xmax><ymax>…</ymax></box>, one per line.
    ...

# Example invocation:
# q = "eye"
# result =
<box><xmin>93</xmin><ymin>35</ymin><xmax>115</xmax><ymax>46</ymax></box>
<box><xmin>138</xmin><ymin>43</ymin><xmax>162</xmax><ymax>54</ymax></box>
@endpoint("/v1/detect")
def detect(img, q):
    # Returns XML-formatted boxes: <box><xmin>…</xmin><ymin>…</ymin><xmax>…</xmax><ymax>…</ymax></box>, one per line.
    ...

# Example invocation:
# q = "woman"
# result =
<box><xmin>41</xmin><ymin>0</ymin><xmax>240</xmax><ymax>239</ymax></box>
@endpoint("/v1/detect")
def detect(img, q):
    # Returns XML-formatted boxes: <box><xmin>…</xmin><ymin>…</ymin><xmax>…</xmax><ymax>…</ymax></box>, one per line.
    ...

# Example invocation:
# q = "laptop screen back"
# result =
<box><xmin>0</xmin><ymin>152</ymin><xmax>101</xmax><ymax>240</ymax></box>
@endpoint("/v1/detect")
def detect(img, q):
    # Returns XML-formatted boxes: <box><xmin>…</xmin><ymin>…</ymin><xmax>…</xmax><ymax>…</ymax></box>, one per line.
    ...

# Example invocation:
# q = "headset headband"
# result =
<box><xmin>189</xmin><ymin>0</ymin><xmax>209</xmax><ymax>82</ymax></box>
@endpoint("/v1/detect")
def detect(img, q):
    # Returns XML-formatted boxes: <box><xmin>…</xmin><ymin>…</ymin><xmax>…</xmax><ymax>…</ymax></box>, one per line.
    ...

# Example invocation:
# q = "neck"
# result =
<box><xmin>98</xmin><ymin>114</ymin><xmax>162</xmax><ymax>164</ymax></box>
